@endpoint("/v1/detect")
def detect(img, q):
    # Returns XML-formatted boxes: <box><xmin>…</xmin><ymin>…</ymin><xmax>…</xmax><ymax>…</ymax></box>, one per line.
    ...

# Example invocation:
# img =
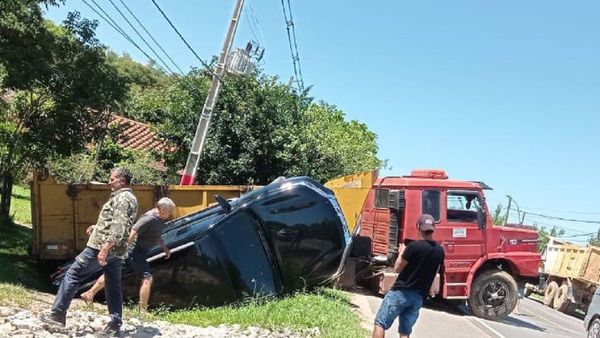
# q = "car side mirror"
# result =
<box><xmin>477</xmin><ymin>207</ymin><xmax>486</xmax><ymax>229</ymax></box>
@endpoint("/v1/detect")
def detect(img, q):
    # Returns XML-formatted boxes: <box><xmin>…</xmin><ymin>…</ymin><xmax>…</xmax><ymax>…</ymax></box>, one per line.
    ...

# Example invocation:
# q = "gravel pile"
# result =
<box><xmin>0</xmin><ymin>306</ymin><xmax>320</xmax><ymax>338</ymax></box>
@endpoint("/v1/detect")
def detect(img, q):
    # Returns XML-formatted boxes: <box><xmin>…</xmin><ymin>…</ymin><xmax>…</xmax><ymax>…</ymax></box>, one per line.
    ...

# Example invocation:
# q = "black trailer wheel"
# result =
<box><xmin>468</xmin><ymin>270</ymin><xmax>518</xmax><ymax>321</ymax></box>
<box><xmin>543</xmin><ymin>281</ymin><xmax>559</xmax><ymax>307</ymax></box>
<box><xmin>589</xmin><ymin>318</ymin><xmax>600</xmax><ymax>338</ymax></box>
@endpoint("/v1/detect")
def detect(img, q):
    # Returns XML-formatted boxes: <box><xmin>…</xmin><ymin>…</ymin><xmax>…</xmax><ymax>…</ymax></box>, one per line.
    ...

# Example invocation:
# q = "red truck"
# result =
<box><xmin>349</xmin><ymin>169</ymin><xmax>540</xmax><ymax>320</ymax></box>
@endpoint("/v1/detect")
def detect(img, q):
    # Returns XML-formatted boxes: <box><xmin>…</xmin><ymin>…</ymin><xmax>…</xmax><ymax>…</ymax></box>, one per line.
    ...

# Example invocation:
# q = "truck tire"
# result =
<box><xmin>468</xmin><ymin>270</ymin><xmax>518</xmax><ymax>321</ymax></box>
<box><xmin>543</xmin><ymin>281</ymin><xmax>559</xmax><ymax>307</ymax></box>
<box><xmin>553</xmin><ymin>284</ymin><xmax>575</xmax><ymax>313</ymax></box>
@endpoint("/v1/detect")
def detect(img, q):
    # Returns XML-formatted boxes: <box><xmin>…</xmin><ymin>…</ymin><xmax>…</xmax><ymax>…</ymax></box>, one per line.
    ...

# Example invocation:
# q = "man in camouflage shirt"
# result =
<box><xmin>42</xmin><ymin>167</ymin><xmax>138</xmax><ymax>336</ymax></box>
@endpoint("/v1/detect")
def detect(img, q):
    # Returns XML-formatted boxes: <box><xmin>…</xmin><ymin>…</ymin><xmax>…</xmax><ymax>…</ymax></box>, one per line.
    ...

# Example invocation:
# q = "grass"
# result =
<box><xmin>10</xmin><ymin>185</ymin><xmax>32</xmax><ymax>225</ymax></box>
<box><xmin>0</xmin><ymin>283</ymin><xmax>30</xmax><ymax>307</ymax></box>
<box><xmin>0</xmin><ymin>185</ymin><xmax>52</xmax><ymax>294</ymax></box>
<box><xmin>161</xmin><ymin>288</ymin><xmax>368</xmax><ymax>338</ymax></box>
<box><xmin>0</xmin><ymin>217</ymin><xmax>53</xmax><ymax>292</ymax></box>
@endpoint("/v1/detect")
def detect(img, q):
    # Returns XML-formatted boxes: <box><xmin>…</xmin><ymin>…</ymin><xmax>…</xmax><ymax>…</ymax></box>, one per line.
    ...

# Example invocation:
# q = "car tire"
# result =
<box><xmin>544</xmin><ymin>281</ymin><xmax>559</xmax><ymax>307</ymax></box>
<box><xmin>589</xmin><ymin>318</ymin><xmax>600</xmax><ymax>338</ymax></box>
<box><xmin>468</xmin><ymin>270</ymin><xmax>518</xmax><ymax>321</ymax></box>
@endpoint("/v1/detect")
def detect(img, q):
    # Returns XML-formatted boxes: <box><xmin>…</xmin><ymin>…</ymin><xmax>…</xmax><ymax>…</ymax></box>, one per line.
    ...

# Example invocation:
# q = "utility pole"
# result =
<box><xmin>180</xmin><ymin>0</ymin><xmax>245</xmax><ymax>185</ymax></box>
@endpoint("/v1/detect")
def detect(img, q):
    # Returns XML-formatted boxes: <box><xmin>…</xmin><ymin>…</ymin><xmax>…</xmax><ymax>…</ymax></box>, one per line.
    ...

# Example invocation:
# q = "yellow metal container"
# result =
<box><xmin>31</xmin><ymin>170</ymin><xmax>377</xmax><ymax>260</ymax></box>
<box><xmin>325</xmin><ymin>170</ymin><xmax>377</xmax><ymax>234</ymax></box>
<box><xmin>544</xmin><ymin>240</ymin><xmax>600</xmax><ymax>284</ymax></box>
<box><xmin>31</xmin><ymin>172</ymin><xmax>255</xmax><ymax>260</ymax></box>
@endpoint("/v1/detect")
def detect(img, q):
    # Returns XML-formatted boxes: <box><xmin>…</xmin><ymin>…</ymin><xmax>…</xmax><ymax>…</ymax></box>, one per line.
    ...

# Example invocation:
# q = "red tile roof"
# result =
<box><xmin>109</xmin><ymin>115</ymin><xmax>174</xmax><ymax>153</ymax></box>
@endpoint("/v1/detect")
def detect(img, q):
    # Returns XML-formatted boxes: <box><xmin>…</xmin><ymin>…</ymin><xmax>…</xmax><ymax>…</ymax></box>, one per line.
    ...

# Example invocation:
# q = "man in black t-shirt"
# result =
<box><xmin>373</xmin><ymin>214</ymin><xmax>445</xmax><ymax>338</ymax></box>
<box><xmin>81</xmin><ymin>197</ymin><xmax>176</xmax><ymax>312</ymax></box>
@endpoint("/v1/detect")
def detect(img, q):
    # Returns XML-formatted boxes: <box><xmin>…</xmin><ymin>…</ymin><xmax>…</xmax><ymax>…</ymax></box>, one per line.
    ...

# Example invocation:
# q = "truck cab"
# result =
<box><xmin>357</xmin><ymin>169</ymin><xmax>541</xmax><ymax>320</ymax></box>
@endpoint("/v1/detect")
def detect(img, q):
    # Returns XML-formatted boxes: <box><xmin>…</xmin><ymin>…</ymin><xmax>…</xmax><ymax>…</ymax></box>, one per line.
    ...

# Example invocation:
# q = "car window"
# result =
<box><xmin>422</xmin><ymin>190</ymin><xmax>441</xmax><ymax>221</ymax></box>
<box><xmin>447</xmin><ymin>191</ymin><xmax>481</xmax><ymax>222</ymax></box>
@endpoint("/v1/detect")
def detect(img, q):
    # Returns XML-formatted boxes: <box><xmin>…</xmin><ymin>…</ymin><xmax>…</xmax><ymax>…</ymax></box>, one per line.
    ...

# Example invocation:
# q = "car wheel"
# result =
<box><xmin>468</xmin><ymin>270</ymin><xmax>518</xmax><ymax>321</ymax></box>
<box><xmin>589</xmin><ymin>318</ymin><xmax>600</xmax><ymax>338</ymax></box>
<box><xmin>543</xmin><ymin>281</ymin><xmax>559</xmax><ymax>307</ymax></box>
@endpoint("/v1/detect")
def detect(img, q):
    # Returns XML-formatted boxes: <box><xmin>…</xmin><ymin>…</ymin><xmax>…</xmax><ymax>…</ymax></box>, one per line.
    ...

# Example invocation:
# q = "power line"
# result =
<box><xmin>116</xmin><ymin>0</ymin><xmax>184</xmax><ymax>74</ymax></box>
<box><xmin>509</xmin><ymin>207</ymin><xmax>600</xmax><ymax>224</ymax></box>
<box><xmin>244</xmin><ymin>5</ymin><xmax>260</xmax><ymax>44</ymax></box>
<box><xmin>107</xmin><ymin>0</ymin><xmax>175</xmax><ymax>74</ymax></box>
<box><xmin>83</xmin><ymin>0</ymin><xmax>171</xmax><ymax>75</ymax></box>
<box><xmin>557</xmin><ymin>232</ymin><xmax>596</xmax><ymax>238</ymax></box>
<box><xmin>149</xmin><ymin>0</ymin><xmax>214</xmax><ymax>73</ymax></box>
<box><xmin>280</xmin><ymin>0</ymin><xmax>304</xmax><ymax>91</ymax></box>
<box><xmin>248</xmin><ymin>4</ymin><xmax>265</xmax><ymax>47</ymax></box>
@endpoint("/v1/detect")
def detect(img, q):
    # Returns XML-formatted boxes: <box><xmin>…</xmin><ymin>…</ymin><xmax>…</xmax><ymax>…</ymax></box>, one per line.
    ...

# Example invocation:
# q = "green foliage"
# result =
<box><xmin>105</xmin><ymin>51</ymin><xmax>170</xmax><ymax>89</ymax></box>
<box><xmin>299</xmin><ymin>102</ymin><xmax>381</xmax><ymax>181</ymax></box>
<box><xmin>129</xmin><ymin>69</ymin><xmax>381</xmax><ymax>185</ymax></box>
<box><xmin>588</xmin><ymin>228</ymin><xmax>600</xmax><ymax>247</ymax></box>
<box><xmin>162</xmin><ymin>288</ymin><xmax>367</xmax><ymax>338</ymax></box>
<box><xmin>492</xmin><ymin>203</ymin><xmax>506</xmax><ymax>225</ymax></box>
<box><xmin>47</xmin><ymin>141</ymin><xmax>169</xmax><ymax>185</ymax></box>
<box><xmin>534</xmin><ymin>224</ymin><xmax>565</xmax><ymax>253</ymax></box>
<box><xmin>0</xmin><ymin>2</ymin><xmax>126</xmax><ymax>216</ymax></box>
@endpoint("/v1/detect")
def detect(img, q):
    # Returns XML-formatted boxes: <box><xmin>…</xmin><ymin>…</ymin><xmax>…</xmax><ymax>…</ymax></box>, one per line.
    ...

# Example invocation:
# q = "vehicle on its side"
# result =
<box><xmin>52</xmin><ymin>176</ymin><xmax>352</xmax><ymax>308</ymax></box>
<box><xmin>348</xmin><ymin>169</ymin><xmax>541</xmax><ymax>321</ymax></box>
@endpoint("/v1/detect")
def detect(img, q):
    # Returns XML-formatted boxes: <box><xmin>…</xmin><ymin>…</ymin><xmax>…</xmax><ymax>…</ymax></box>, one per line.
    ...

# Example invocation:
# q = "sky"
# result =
<box><xmin>45</xmin><ymin>1</ymin><xmax>600</xmax><ymax>242</ymax></box>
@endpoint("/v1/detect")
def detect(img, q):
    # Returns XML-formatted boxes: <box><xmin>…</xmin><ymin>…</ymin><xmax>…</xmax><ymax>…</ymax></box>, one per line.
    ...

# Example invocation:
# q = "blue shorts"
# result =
<box><xmin>375</xmin><ymin>289</ymin><xmax>423</xmax><ymax>335</ymax></box>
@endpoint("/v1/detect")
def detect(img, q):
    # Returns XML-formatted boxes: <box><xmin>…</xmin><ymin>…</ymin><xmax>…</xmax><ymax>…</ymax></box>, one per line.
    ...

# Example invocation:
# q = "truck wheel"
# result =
<box><xmin>543</xmin><ymin>281</ymin><xmax>559</xmax><ymax>307</ymax></box>
<box><xmin>468</xmin><ymin>270</ymin><xmax>518</xmax><ymax>321</ymax></box>
<box><xmin>553</xmin><ymin>284</ymin><xmax>574</xmax><ymax>313</ymax></box>
<box><xmin>589</xmin><ymin>318</ymin><xmax>600</xmax><ymax>338</ymax></box>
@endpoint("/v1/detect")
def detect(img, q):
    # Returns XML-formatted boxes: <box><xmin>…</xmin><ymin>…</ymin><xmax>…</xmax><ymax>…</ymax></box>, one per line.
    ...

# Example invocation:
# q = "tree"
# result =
<box><xmin>588</xmin><ymin>228</ymin><xmax>600</xmax><ymax>247</ymax></box>
<box><xmin>0</xmin><ymin>2</ymin><xmax>126</xmax><ymax>219</ymax></box>
<box><xmin>534</xmin><ymin>224</ymin><xmax>565</xmax><ymax>253</ymax></box>
<box><xmin>129</xmin><ymin>68</ymin><xmax>382</xmax><ymax>185</ymax></box>
<box><xmin>491</xmin><ymin>203</ymin><xmax>506</xmax><ymax>225</ymax></box>
<box><xmin>298</xmin><ymin>102</ymin><xmax>381</xmax><ymax>182</ymax></box>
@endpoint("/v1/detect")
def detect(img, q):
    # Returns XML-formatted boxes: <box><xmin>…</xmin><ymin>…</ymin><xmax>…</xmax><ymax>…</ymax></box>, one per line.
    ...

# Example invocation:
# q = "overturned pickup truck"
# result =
<box><xmin>52</xmin><ymin>177</ymin><xmax>352</xmax><ymax>308</ymax></box>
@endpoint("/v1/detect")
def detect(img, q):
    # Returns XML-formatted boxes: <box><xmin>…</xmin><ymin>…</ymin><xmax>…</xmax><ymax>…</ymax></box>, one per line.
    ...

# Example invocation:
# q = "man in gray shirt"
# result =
<box><xmin>81</xmin><ymin>197</ymin><xmax>175</xmax><ymax>312</ymax></box>
<box><xmin>41</xmin><ymin>167</ymin><xmax>138</xmax><ymax>336</ymax></box>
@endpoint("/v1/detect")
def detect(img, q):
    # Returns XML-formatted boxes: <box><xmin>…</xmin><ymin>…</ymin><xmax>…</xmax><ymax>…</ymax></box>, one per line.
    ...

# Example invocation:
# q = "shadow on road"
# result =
<box><xmin>501</xmin><ymin>314</ymin><xmax>547</xmax><ymax>332</ymax></box>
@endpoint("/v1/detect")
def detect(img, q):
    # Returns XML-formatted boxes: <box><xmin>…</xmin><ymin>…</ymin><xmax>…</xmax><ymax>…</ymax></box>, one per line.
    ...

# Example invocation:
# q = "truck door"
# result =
<box><xmin>439</xmin><ymin>190</ymin><xmax>486</xmax><ymax>297</ymax></box>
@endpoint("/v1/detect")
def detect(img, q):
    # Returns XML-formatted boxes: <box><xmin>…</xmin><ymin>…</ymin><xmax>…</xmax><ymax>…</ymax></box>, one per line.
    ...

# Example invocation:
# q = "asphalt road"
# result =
<box><xmin>361</xmin><ymin>293</ymin><xmax>588</xmax><ymax>338</ymax></box>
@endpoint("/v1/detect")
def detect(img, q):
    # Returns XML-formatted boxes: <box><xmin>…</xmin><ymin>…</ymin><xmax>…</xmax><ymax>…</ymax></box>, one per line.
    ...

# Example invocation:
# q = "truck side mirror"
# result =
<box><xmin>477</xmin><ymin>207</ymin><xmax>486</xmax><ymax>229</ymax></box>
<box><xmin>388</xmin><ymin>190</ymin><xmax>405</xmax><ymax>211</ymax></box>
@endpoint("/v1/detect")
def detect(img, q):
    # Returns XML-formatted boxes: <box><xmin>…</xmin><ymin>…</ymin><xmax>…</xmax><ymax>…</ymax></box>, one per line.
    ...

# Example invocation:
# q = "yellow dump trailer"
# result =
<box><xmin>528</xmin><ymin>238</ymin><xmax>600</xmax><ymax>315</ymax></box>
<box><xmin>31</xmin><ymin>172</ymin><xmax>255</xmax><ymax>260</ymax></box>
<box><xmin>31</xmin><ymin>170</ymin><xmax>377</xmax><ymax>260</ymax></box>
<box><xmin>324</xmin><ymin>170</ymin><xmax>377</xmax><ymax>234</ymax></box>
